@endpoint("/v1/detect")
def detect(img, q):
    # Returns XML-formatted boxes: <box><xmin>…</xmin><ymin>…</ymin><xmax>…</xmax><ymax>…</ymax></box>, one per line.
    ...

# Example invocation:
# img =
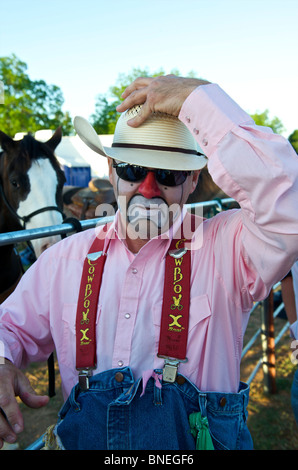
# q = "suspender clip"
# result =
<box><xmin>168</xmin><ymin>248</ymin><xmax>188</xmax><ymax>259</ymax></box>
<box><xmin>157</xmin><ymin>355</ymin><xmax>188</xmax><ymax>383</ymax></box>
<box><xmin>77</xmin><ymin>368</ymin><xmax>95</xmax><ymax>390</ymax></box>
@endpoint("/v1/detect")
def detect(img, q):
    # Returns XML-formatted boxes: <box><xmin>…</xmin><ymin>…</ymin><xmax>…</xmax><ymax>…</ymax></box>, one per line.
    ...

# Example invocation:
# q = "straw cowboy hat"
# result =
<box><xmin>74</xmin><ymin>105</ymin><xmax>207</xmax><ymax>171</ymax></box>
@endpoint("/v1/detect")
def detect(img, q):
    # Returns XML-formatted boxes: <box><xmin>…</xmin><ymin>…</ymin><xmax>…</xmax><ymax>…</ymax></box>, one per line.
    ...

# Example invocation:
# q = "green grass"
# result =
<box><xmin>244</xmin><ymin>343</ymin><xmax>298</xmax><ymax>450</ymax></box>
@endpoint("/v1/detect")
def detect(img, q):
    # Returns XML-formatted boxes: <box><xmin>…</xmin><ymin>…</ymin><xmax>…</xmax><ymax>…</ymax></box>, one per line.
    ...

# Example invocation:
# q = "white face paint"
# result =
<box><xmin>127</xmin><ymin>195</ymin><xmax>169</xmax><ymax>227</ymax></box>
<box><xmin>17</xmin><ymin>158</ymin><xmax>63</xmax><ymax>257</ymax></box>
<box><xmin>125</xmin><ymin>194</ymin><xmax>169</xmax><ymax>239</ymax></box>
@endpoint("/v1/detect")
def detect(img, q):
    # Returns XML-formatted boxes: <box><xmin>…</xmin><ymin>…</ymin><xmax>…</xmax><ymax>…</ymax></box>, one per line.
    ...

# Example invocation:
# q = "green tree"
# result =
<box><xmin>90</xmin><ymin>67</ymin><xmax>198</xmax><ymax>134</ymax></box>
<box><xmin>250</xmin><ymin>109</ymin><xmax>285</xmax><ymax>134</ymax></box>
<box><xmin>0</xmin><ymin>54</ymin><xmax>73</xmax><ymax>137</ymax></box>
<box><xmin>91</xmin><ymin>69</ymin><xmax>287</xmax><ymax>138</ymax></box>
<box><xmin>289</xmin><ymin>130</ymin><xmax>298</xmax><ymax>154</ymax></box>
<box><xmin>89</xmin><ymin>95</ymin><xmax>119</xmax><ymax>135</ymax></box>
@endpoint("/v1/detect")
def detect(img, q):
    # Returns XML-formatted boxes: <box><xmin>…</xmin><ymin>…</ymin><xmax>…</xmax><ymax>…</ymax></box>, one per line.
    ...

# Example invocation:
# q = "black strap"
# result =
<box><xmin>112</xmin><ymin>142</ymin><xmax>205</xmax><ymax>156</ymax></box>
<box><xmin>0</xmin><ymin>179</ymin><xmax>65</xmax><ymax>227</ymax></box>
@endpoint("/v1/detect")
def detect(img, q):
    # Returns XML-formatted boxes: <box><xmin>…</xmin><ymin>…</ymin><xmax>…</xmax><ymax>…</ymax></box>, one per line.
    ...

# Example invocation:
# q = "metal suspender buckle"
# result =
<box><xmin>157</xmin><ymin>355</ymin><xmax>188</xmax><ymax>383</ymax></box>
<box><xmin>77</xmin><ymin>367</ymin><xmax>95</xmax><ymax>390</ymax></box>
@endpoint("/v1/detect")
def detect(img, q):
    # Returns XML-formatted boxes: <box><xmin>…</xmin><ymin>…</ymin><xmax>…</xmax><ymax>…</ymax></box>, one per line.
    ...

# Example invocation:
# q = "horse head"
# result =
<box><xmin>0</xmin><ymin>128</ymin><xmax>66</xmax><ymax>257</ymax></box>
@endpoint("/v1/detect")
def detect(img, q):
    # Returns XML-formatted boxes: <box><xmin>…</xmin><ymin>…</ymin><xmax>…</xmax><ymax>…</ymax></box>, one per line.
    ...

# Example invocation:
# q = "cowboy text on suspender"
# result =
<box><xmin>75</xmin><ymin>224</ymin><xmax>191</xmax><ymax>389</ymax></box>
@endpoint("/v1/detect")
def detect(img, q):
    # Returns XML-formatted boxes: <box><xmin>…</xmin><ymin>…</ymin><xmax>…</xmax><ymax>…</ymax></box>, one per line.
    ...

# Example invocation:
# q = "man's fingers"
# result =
<box><xmin>19</xmin><ymin>390</ymin><xmax>49</xmax><ymax>409</ymax></box>
<box><xmin>0</xmin><ymin>360</ymin><xmax>49</xmax><ymax>444</ymax></box>
<box><xmin>117</xmin><ymin>77</ymin><xmax>154</xmax><ymax>114</ymax></box>
<box><xmin>121</xmin><ymin>77</ymin><xmax>153</xmax><ymax>100</ymax></box>
<box><xmin>17</xmin><ymin>373</ymin><xmax>49</xmax><ymax>409</ymax></box>
<box><xmin>126</xmin><ymin>102</ymin><xmax>152</xmax><ymax>128</ymax></box>
<box><xmin>117</xmin><ymin>75</ymin><xmax>211</xmax><ymax>125</ymax></box>
<box><xmin>0</xmin><ymin>366</ymin><xmax>23</xmax><ymax>442</ymax></box>
<box><xmin>116</xmin><ymin>86</ymin><xmax>154</xmax><ymax>127</ymax></box>
<box><xmin>117</xmin><ymin>88</ymin><xmax>148</xmax><ymax>114</ymax></box>
<box><xmin>0</xmin><ymin>368</ymin><xmax>49</xmax><ymax>438</ymax></box>
<box><xmin>0</xmin><ymin>386</ymin><xmax>23</xmax><ymax>442</ymax></box>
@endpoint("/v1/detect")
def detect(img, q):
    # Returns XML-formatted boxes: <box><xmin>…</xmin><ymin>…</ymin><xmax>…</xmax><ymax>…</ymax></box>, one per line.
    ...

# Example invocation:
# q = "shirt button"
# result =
<box><xmin>125</xmin><ymin>313</ymin><xmax>131</xmax><ymax>319</ymax></box>
<box><xmin>185</xmin><ymin>116</ymin><xmax>191</xmax><ymax>123</ymax></box>
<box><xmin>193</xmin><ymin>128</ymin><xmax>199</xmax><ymax>135</ymax></box>
<box><xmin>202</xmin><ymin>138</ymin><xmax>208</xmax><ymax>146</ymax></box>
<box><xmin>132</xmin><ymin>268</ymin><xmax>138</xmax><ymax>274</ymax></box>
<box><xmin>118</xmin><ymin>360</ymin><xmax>124</xmax><ymax>367</ymax></box>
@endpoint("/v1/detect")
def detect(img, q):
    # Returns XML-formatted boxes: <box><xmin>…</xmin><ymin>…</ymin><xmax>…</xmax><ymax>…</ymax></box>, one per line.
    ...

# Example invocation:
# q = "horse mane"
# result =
<box><xmin>20</xmin><ymin>134</ymin><xmax>43</xmax><ymax>158</ymax></box>
<box><xmin>17</xmin><ymin>133</ymin><xmax>65</xmax><ymax>184</ymax></box>
<box><xmin>20</xmin><ymin>134</ymin><xmax>56</xmax><ymax>164</ymax></box>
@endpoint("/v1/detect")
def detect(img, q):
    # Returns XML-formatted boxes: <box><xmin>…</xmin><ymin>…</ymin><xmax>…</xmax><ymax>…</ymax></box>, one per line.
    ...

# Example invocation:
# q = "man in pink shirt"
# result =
<box><xmin>0</xmin><ymin>75</ymin><xmax>298</xmax><ymax>450</ymax></box>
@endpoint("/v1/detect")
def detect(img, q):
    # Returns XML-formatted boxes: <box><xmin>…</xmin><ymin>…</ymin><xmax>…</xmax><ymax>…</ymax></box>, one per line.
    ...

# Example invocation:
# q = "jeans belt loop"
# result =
<box><xmin>198</xmin><ymin>392</ymin><xmax>208</xmax><ymax>417</ymax></box>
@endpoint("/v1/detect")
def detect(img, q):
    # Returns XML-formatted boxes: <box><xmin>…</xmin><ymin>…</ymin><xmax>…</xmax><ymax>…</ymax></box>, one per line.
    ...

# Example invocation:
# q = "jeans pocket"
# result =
<box><xmin>207</xmin><ymin>408</ymin><xmax>251</xmax><ymax>450</ymax></box>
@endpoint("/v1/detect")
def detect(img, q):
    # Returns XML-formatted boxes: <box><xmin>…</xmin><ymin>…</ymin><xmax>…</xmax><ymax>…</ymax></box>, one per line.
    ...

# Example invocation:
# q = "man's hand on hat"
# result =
<box><xmin>116</xmin><ymin>75</ymin><xmax>210</xmax><ymax>127</ymax></box>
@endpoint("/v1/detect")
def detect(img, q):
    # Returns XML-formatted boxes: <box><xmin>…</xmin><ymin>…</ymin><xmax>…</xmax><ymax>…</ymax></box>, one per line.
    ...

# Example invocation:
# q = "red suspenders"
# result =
<box><xmin>75</xmin><ymin>225</ymin><xmax>191</xmax><ymax>389</ymax></box>
<box><xmin>75</xmin><ymin>231</ymin><xmax>109</xmax><ymax>389</ymax></box>
<box><xmin>157</xmin><ymin>238</ymin><xmax>191</xmax><ymax>382</ymax></box>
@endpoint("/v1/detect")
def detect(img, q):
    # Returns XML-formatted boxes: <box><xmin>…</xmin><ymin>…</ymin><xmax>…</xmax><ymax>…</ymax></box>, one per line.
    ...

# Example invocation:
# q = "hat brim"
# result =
<box><xmin>74</xmin><ymin>116</ymin><xmax>207</xmax><ymax>171</ymax></box>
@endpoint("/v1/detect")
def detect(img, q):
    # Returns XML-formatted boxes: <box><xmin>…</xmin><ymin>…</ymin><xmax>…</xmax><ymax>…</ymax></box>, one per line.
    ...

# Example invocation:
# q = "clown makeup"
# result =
<box><xmin>108</xmin><ymin>159</ymin><xmax>199</xmax><ymax>246</ymax></box>
<box><xmin>126</xmin><ymin>195</ymin><xmax>173</xmax><ymax>239</ymax></box>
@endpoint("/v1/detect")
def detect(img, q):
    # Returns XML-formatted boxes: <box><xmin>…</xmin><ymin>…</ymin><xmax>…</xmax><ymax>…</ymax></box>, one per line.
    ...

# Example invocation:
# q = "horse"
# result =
<box><xmin>0</xmin><ymin>128</ymin><xmax>66</xmax><ymax>302</ymax></box>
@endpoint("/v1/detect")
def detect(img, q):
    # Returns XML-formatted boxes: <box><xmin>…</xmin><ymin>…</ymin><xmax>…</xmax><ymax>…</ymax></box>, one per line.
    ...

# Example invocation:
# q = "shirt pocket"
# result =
<box><xmin>153</xmin><ymin>294</ymin><xmax>212</xmax><ymax>356</ymax></box>
<box><xmin>60</xmin><ymin>303</ymin><xmax>101</xmax><ymax>369</ymax></box>
<box><xmin>188</xmin><ymin>294</ymin><xmax>212</xmax><ymax>332</ymax></box>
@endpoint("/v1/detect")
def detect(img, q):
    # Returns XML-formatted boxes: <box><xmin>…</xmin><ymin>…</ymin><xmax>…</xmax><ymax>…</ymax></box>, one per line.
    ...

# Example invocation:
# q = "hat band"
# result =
<box><xmin>112</xmin><ymin>142</ymin><xmax>203</xmax><ymax>156</ymax></box>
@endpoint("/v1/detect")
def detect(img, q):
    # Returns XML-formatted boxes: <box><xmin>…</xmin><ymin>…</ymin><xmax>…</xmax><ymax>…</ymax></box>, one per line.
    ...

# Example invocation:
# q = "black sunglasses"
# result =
<box><xmin>113</xmin><ymin>162</ymin><xmax>191</xmax><ymax>187</ymax></box>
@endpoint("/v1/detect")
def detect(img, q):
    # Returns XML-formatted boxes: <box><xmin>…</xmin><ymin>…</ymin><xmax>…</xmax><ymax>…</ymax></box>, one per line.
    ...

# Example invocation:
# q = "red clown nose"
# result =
<box><xmin>138</xmin><ymin>171</ymin><xmax>161</xmax><ymax>199</ymax></box>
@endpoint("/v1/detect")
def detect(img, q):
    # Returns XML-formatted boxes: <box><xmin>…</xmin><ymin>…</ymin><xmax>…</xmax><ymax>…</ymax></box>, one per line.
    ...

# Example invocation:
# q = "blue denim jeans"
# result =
<box><xmin>55</xmin><ymin>367</ymin><xmax>253</xmax><ymax>450</ymax></box>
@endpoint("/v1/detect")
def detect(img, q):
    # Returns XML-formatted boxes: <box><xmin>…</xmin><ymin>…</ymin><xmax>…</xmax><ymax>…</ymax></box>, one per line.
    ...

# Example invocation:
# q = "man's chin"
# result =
<box><xmin>126</xmin><ymin>217</ymin><xmax>167</xmax><ymax>240</ymax></box>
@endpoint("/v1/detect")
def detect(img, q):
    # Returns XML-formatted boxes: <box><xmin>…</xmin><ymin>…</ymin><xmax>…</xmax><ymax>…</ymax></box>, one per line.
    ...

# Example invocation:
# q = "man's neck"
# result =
<box><xmin>125</xmin><ymin>235</ymin><xmax>150</xmax><ymax>254</ymax></box>
<box><xmin>118</xmin><ymin>216</ymin><xmax>163</xmax><ymax>254</ymax></box>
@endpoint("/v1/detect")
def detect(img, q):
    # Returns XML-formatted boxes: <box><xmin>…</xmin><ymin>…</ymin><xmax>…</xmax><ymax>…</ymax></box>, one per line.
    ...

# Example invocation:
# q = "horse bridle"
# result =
<box><xmin>0</xmin><ymin>179</ymin><xmax>65</xmax><ymax>228</ymax></box>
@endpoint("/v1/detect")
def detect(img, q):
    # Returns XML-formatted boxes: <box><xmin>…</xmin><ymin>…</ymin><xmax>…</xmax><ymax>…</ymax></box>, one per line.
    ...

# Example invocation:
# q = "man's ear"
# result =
<box><xmin>190</xmin><ymin>170</ymin><xmax>201</xmax><ymax>194</ymax></box>
<box><xmin>107</xmin><ymin>157</ymin><xmax>113</xmax><ymax>183</ymax></box>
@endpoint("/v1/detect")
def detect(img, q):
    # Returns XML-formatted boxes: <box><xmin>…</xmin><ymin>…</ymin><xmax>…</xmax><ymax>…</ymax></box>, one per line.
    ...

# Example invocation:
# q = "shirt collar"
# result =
<box><xmin>96</xmin><ymin>207</ymin><xmax>196</xmax><ymax>261</ymax></box>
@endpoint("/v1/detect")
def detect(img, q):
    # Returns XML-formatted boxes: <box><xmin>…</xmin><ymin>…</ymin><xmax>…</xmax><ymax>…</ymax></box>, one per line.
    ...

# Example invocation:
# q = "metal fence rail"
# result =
<box><xmin>0</xmin><ymin>216</ymin><xmax>114</xmax><ymax>246</ymax></box>
<box><xmin>0</xmin><ymin>198</ymin><xmax>235</xmax><ymax>246</ymax></box>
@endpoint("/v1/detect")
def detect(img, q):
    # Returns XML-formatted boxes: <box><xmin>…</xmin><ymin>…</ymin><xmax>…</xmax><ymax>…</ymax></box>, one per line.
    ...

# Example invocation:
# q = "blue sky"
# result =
<box><xmin>0</xmin><ymin>0</ymin><xmax>297</xmax><ymax>136</ymax></box>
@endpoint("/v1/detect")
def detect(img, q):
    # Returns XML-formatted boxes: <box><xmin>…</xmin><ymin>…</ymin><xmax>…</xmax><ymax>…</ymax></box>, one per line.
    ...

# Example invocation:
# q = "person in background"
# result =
<box><xmin>281</xmin><ymin>261</ymin><xmax>298</xmax><ymax>424</ymax></box>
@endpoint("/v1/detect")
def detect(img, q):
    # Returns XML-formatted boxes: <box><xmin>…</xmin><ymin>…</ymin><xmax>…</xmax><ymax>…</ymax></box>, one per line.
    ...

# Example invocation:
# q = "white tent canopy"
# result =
<box><xmin>14</xmin><ymin>129</ymin><xmax>112</xmax><ymax>180</ymax></box>
<box><xmin>55</xmin><ymin>134</ymin><xmax>112</xmax><ymax>179</ymax></box>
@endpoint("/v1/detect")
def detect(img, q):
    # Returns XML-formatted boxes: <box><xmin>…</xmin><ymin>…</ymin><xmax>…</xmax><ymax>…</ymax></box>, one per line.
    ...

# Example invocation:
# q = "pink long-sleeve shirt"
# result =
<box><xmin>1</xmin><ymin>84</ymin><xmax>298</xmax><ymax>400</ymax></box>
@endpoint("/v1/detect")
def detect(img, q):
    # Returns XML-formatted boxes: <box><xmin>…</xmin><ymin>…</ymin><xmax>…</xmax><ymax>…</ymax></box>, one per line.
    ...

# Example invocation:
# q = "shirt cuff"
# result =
<box><xmin>179</xmin><ymin>83</ymin><xmax>254</xmax><ymax>156</ymax></box>
<box><xmin>0</xmin><ymin>339</ymin><xmax>14</xmax><ymax>364</ymax></box>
